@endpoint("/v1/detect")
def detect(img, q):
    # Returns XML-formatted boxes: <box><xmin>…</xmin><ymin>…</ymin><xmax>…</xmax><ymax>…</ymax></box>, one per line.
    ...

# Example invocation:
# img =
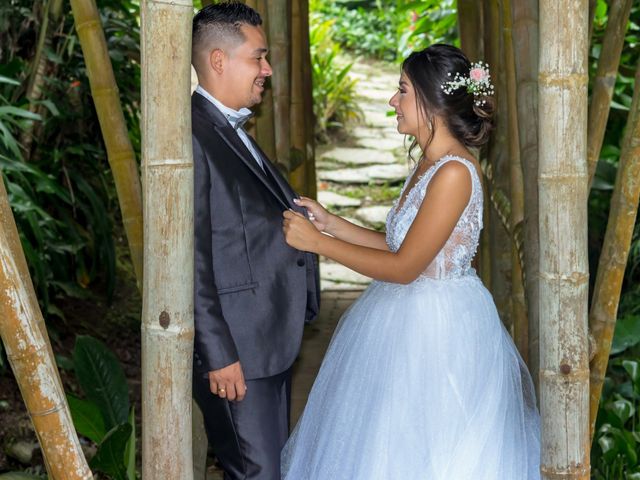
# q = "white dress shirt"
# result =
<box><xmin>196</xmin><ymin>85</ymin><xmax>265</xmax><ymax>171</ymax></box>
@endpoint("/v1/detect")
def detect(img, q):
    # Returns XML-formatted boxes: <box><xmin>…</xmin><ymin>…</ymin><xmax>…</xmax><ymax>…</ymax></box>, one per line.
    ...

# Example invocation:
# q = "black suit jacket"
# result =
<box><xmin>192</xmin><ymin>92</ymin><xmax>320</xmax><ymax>380</ymax></box>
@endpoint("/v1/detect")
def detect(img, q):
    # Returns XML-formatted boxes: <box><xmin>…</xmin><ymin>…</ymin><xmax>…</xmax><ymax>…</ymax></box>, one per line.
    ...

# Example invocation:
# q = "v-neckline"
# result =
<box><xmin>394</xmin><ymin>155</ymin><xmax>473</xmax><ymax>214</ymax></box>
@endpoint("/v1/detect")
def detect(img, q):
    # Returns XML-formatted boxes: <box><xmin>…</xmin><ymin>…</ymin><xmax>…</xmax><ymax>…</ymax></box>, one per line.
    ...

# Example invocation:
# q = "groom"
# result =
<box><xmin>191</xmin><ymin>2</ymin><xmax>320</xmax><ymax>479</ymax></box>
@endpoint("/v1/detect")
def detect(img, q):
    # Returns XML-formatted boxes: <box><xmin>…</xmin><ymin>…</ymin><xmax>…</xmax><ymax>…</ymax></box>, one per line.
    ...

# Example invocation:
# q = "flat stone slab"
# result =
<box><xmin>363</xmin><ymin>109</ymin><xmax>394</xmax><ymax>128</ymax></box>
<box><xmin>356</xmin><ymin>137</ymin><xmax>403</xmax><ymax>151</ymax></box>
<box><xmin>321</xmin><ymin>262</ymin><xmax>371</xmax><ymax>285</ymax></box>
<box><xmin>318</xmin><ymin>163</ymin><xmax>409</xmax><ymax>184</ymax></box>
<box><xmin>317</xmin><ymin>191</ymin><xmax>361</xmax><ymax>208</ymax></box>
<box><xmin>351</xmin><ymin>126</ymin><xmax>382</xmax><ymax>139</ymax></box>
<box><xmin>321</xmin><ymin>279</ymin><xmax>368</xmax><ymax>291</ymax></box>
<box><xmin>320</xmin><ymin>147</ymin><xmax>397</xmax><ymax>165</ymax></box>
<box><xmin>355</xmin><ymin>205</ymin><xmax>392</xmax><ymax>225</ymax></box>
<box><xmin>358</xmin><ymin>88</ymin><xmax>395</xmax><ymax>102</ymax></box>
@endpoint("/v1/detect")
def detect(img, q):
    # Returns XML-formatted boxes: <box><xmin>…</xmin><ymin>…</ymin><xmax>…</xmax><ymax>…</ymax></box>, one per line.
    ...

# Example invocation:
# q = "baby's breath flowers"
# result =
<box><xmin>441</xmin><ymin>61</ymin><xmax>494</xmax><ymax>106</ymax></box>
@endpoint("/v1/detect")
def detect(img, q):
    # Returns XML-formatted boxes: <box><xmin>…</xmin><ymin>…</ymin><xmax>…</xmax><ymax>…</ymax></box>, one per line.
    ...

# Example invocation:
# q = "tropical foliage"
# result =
<box><xmin>0</xmin><ymin>0</ymin><xmax>141</xmax><ymax>319</ymax></box>
<box><xmin>310</xmin><ymin>0</ymin><xmax>458</xmax><ymax>61</ymax></box>
<box><xmin>309</xmin><ymin>14</ymin><xmax>362</xmax><ymax>140</ymax></box>
<box><xmin>68</xmin><ymin>335</ymin><xmax>136</xmax><ymax>480</ymax></box>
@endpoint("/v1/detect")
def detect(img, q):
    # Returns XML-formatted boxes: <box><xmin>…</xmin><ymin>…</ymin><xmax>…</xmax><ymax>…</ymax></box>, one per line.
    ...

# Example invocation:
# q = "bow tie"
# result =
<box><xmin>227</xmin><ymin>110</ymin><xmax>254</xmax><ymax>130</ymax></box>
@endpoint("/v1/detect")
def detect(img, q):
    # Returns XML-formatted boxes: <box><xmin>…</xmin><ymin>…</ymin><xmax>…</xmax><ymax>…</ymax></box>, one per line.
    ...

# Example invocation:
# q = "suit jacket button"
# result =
<box><xmin>297</xmin><ymin>258</ymin><xmax>305</xmax><ymax>267</ymax></box>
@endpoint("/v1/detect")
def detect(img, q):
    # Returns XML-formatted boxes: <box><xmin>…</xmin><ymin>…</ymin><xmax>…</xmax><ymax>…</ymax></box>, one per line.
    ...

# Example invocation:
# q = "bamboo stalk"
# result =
<box><xmin>20</xmin><ymin>0</ymin><xmax>63</xmax><ymax>156</ymax></box>
<box><xmin>300</xmin><ymin>0</ymin><xmax>317</xmax><ymax>199</ymax></box>
<box><xmin>70</xmin><ymin>0</ymin><xmax>144</xmax><ymax>290</ymax></box>
<box><xmin>140</xmin><ymin>0</ymin><xmax>194</xmax><ymax>477</ymax></box>
<box><xmin>589</xmin><ymin>58</ymin><xmax>640</xmax><ymax>441</ymax></box>
<box><xmin>457</xmin><ymin>0</ymin><xmax>484</xmax><ymax>61</ymax></box>
<box><xmin>484</xmin><ymin>0</ymin><xmax>512</xmax><ymax>327</ymax></box>
<box><xmin>586</xmin><ymin>0</ymin><xmax>633</xmax><ymax>188</ymax></box>
<box><xmin>266</xmin><ymin>0</ymin><xmax>291</xmax><ymax>173</ymax></box>
<box><xmin>512</xmin><ymin>0</ymin><xmax>540</xmax><ymax>391</ymax></box>
<box><xmin>538</xmin><ymin>1</ymin><xmax>590</xmax><ymax>478</ymax></box>
<box><xmin>254</xmin><ymin>0</ymin><xmax>277</xmax><ymax>161</ymax></box>
<box><xmin>502</xmin><ymin>0</ymin><xmax>528</xmax><ymax>362</ymax></box>
<box><xmin>0</xmin><ymin>179</ymin><xmax>92</xmax><ymax>480</ymax></box>
<box><xmin>289</xmin><ymin>0</ymin><xmax>307</xmax><ymax>193</ymax></box>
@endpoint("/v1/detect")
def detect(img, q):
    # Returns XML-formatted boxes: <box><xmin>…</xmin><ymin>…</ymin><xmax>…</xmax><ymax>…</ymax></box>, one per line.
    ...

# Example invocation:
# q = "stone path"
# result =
<box><xmin>317</xmin><ymin>58</ymin><xmax>409</xmax><ymax>290</ymax></box>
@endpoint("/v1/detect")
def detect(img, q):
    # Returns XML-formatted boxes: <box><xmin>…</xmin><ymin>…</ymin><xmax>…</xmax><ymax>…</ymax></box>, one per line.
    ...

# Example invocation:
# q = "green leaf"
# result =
<box><xmin>55</xmin><ymin>354</ymin><xmax>74</xmax><ymax>371</ymax></box>
<box><xmin>0</xmin><ymin>75</ymin><xmax>21</xmax><ymax>86</ymax></box>
<box><xmin>623</xmin><ymin>360</ymin><xmax>640</xmax><ymax>384</ymax></box>
<box><xmin>90</xmin><ymin>423</ymin><xmax>132</xmax><ymax>480</ymax></box>
<box><xmin>606</xmin><ymin>397</ymin><xmax>635</xmax><ymax>426</ymax></box>
<box><xmin>125</xmin><ymin>407</ymin><xmax>136</xmax><ymax>480</ymax></box>
<box><xmin>612</xmin><ymin>315</ymin><xmax>640</xmax><ymax>355</ymax></box>
<box><xmin>74</xmin><ymin>335</ymin><xmax>130</xmax><ymax>430</ymax></box>
<box><xmin>0</xmin><ymin>106</ymin><xmax>41</xmax><ymax>121</ymax></box>
<box><xmin>67</xmin><ymin>394</ymin><xmax>107</xmax><ymax>444</ymax></box>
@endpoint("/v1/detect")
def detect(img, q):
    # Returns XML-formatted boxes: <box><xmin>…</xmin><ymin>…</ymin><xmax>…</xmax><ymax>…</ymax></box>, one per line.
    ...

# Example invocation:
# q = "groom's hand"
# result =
<box><xmin>208</xmin><ymin>361</ymin><xmax>247</xmax><ymax>402</ymax></box>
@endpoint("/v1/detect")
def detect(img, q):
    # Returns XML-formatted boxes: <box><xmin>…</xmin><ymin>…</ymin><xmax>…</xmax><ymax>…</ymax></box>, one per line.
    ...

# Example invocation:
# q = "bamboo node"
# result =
<box><xmin>159</xmin><ymin>311</ymin><xmax>171</xmax><ymax>329</ymax></box>
<box><xmin>31</xmin><ymin>403</ymin><xmax>64</xmax><ymax>417</ymax></box>
<box><xmin>560</xmin><ymin>363</ymin><xmax>571</xmax><ymax>375</ymax></box>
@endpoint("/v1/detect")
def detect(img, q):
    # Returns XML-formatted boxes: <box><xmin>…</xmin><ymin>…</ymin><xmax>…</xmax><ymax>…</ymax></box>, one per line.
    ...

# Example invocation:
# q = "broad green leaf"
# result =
<box><xmin>55</xmin><ymin>354</ymin><xmax>74</xmax><ymax>371</ymax></box>
<box><xmin>67</xmin><ymin>394</ymin><xmax>106</xmax><ymax>444</ymax></box>
<box><xmin>607</xmin><ymin>397</ymin><xmax>635</xmax><ymax>426</ymax></box>
<box><xmin>90</xmin><ymin>423</ymin><xmax>132</xmax><ymax>480</ymax></box>
<box><xmin>612</xmin><ymin>315</ymin><xmax>640</xmax><ymax>355</ymax></box>
<box><xmin>623</xmin><ymin>359</ymin><xmax>640</xmax><ymax>384</ymax></box>
<box><xmin>74</xmin><ymin>335</ymin><xmax>129</xmax><ymax>430</ymax></box>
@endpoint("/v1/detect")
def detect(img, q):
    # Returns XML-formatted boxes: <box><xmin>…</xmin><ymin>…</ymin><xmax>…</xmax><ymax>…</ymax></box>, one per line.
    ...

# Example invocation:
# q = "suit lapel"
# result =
<box><xmin>193</xmin><ymin>93</ymin><xmax>291</xmax><ymax>211</ymax></box>
<box><xmin>249</xmin><ymin>138</ymin><xmax>298</xmax><ymax>208</ymax></box>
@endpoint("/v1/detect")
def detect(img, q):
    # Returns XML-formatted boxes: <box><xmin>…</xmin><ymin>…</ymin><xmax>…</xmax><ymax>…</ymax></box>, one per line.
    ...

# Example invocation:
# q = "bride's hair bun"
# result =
<box><xmin>402</xmin><ymin>44</ymin><xmax>495</xmax><ymax>148</ymax></box>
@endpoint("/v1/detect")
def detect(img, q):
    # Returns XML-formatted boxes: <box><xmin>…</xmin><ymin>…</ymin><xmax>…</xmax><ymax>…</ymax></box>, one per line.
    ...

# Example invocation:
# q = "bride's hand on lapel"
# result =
<box><xmin>293</xmin><ymin>196</ymin><xmax>332</xmax><ymax>232</ymax></box>
<box><xmin>283</xmin><ymin>209</ymin><xmax>323</xmax><ymax>253</ymax></box>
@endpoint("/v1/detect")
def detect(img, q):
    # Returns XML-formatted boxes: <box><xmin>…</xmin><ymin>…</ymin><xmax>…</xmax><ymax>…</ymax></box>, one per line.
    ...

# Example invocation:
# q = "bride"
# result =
<box><xmin>281</xmin><ymin>44</ymin><xmax>540</xmax><ymax>479</ymax></box>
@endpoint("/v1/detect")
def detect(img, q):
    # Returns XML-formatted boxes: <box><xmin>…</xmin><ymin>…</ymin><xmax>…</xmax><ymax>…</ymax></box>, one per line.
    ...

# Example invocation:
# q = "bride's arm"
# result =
<box><xmin>293</xmin><ymin>197</ymin><xmax>389</xmax><ymax>251</ymax></box>
<box><xmin>284</xmin><ymin>162</ymin><xmax>472</xmax><ymax>284</ymax></box>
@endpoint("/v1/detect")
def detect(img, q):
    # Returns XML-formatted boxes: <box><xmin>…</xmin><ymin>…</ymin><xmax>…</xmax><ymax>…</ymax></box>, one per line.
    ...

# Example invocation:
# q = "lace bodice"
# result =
<box><xmin>385</xmin><ymin>155</ymin><xmax>483</xmax><ymax>280</ymax></box>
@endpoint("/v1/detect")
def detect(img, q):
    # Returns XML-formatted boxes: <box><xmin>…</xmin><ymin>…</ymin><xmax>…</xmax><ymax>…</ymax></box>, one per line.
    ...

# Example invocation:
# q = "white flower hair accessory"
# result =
<box><xmin>440</xmin><ymin>61</ymin><xmax>494</xmax><ymax>106</ymax></box>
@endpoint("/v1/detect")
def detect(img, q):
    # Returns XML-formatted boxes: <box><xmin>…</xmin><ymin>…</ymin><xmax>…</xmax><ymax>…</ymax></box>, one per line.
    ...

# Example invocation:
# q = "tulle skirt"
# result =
<box><xmin>282</xmin><ymin>274</ymin><xmax>540</xmax><ymax>479</ymax></box>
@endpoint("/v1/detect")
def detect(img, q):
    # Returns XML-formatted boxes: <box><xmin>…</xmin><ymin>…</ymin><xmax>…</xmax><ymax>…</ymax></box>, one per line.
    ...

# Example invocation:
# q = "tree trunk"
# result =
<box><xmin>70</xmin><ymin>0</ymin><xmax>144</xmax><ymax>290</ymax></box>
<box><xmin>140</xmin><ymin>0</ymin><xmax>194</xmax><ymax>477</ymax></box>
<box><xmin>502</xmin><ymin>0</ymin><xmax>528</xmax><ymax>363</ymax></box>
<box><xmin>457</xmin><ymin>0</ymin><xmax>484</xmax><ymax>61</ymax></box>
<box><xmin>538</xmin><ymin>1</ymin><xmax>590</xmax><ymax>478</ymax></box>
<box><xmin>0</xmin><ymin>180</ymin><xmax>92</xmax><ymax>480</ymax></box>
<box><xmin>266</xmin><ymin>0</ymin><xmax>291</xmax><ymax>173</ymax></box>
<box><xmin>589</xmin><ymin>58</ymin><xmax>640</xmax><ymax>441</ymax></box>
<box><xmin>512</xmin><ymin>0</ymin><xmax>540</xmax><ymax>392</ymax></box>
<box><xmin>586</xmin><ymin>0</ymin><xmax>633</xmax><ymax>188</ymax></box>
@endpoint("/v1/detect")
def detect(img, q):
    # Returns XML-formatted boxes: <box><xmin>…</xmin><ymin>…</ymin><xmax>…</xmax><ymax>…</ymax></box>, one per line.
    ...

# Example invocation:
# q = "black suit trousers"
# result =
<box><xmin>193</xmin><ymin>369</ymin><xmax>292</xmax><ymax>480</ymax></box>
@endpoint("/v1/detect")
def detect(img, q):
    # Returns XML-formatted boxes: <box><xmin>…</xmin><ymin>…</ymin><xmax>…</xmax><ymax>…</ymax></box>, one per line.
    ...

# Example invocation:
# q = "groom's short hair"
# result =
<box><xmin>192</xmin><ymin>1</ymin><xmax>263</xmax><ymax>72</ymax></box>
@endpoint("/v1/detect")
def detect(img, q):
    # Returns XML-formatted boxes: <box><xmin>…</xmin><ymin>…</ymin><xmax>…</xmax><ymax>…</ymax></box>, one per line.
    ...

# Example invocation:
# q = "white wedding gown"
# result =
<box><xmin>282</xmin><ymin>155</ymin><xmax>540</xmax><ymax>479</ymax></box>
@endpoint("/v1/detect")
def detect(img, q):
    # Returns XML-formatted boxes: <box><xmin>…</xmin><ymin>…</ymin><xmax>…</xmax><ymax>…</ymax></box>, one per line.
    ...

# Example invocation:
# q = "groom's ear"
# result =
<box><xmin>209</xmin><ymin>49</ymin><xmax>225</xmax><ymax>75</ymax></box>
